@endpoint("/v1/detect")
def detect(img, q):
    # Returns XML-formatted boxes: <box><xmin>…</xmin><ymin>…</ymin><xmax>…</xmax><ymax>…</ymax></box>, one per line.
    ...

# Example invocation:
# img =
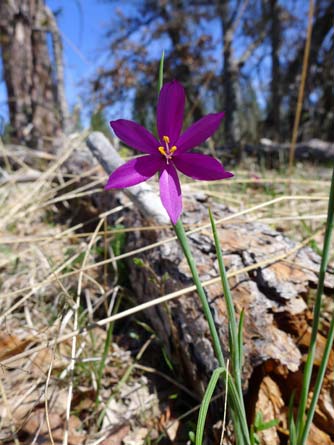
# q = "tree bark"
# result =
<box><xmin>217</xmin><ymin>0</ymin><xmax>241</xmax><ymax>152</ymax></box>
<box><xmin>0</xmin><ymin>0</ymin><xmax>66</xmax><ymax>149</ymax></box>
<box><xmin>44</xmin><ymin>5</ymin><xmax>70</xmax><ymax>135</ymax></box>
<box><xmin>269</xmin><ymin>0</ymin><xmax>281</xmax><ymax>141</ymax></box>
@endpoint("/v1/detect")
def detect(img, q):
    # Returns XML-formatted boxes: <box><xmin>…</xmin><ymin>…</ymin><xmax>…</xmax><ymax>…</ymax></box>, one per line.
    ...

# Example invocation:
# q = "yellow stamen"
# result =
<box><xmin>163</xmin><ymin>135</ymin><xmax>170</xmax><ymax>144</ymax></box>
<box><xmin>170</xmin><ymin>145</ymin><xmax>177</xmax><ymax>154</ymax></box>
<box><xmin>158</xmin><ymin>146</ymin><xmax>167</xmax><ymax>156</ymax></box>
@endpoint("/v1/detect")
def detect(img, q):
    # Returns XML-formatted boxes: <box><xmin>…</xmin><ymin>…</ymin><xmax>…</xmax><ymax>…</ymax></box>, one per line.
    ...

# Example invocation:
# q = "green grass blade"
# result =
<box><xmin>158</xmin><ymin>51</ymin><xmax>165</xmax><ymax>93</ymax></box>
<box><xmin>233</xmin><ymin>413</ymin><xmax>246</xmax><ymax>445</ymax></box>
<box><xmin>288</xmin><ymin>390</ymin><xmax>296</xmax><ymax>445</ymax></box>
<box><xmin>250</xmin><ymin>424</ymin><xmax>255</xmax><ymax>445</ymax></box>
<box><xmin>208</xmin><ymin>209</ymin><xmax>242</xmax><ymax>397</ymax></box>
<box><xmin>195</xmin><ymin>368</ymin><xmax>249</xmax><ymax>445</ymax></box>
<box><xmin>300</xmin><ymin>315</ymin><xmax>334</xmax><ymax>444</ymax></box>
<box><xmin>256</xmin><ymin>418</ymin><xmax>279</xmax><ymax>432</ymax></box>
<box><xmin>296</xmin><ymin>166</ymin><xmax>334</xmax><ymax>439</ymax></box>
<box><xmin>238</xmin><ymin>309</ymin><xmax>245</xmax><ymax>373</ymax></box>
<box><xmin>228</xmin><ymin>378</ymin><xmax>250</xmax><ymax>444</ymax></box>
<box><xmin>196</xmin><ymin>368</ymin><xmax>224</xmax><ymax>445</ymax></box>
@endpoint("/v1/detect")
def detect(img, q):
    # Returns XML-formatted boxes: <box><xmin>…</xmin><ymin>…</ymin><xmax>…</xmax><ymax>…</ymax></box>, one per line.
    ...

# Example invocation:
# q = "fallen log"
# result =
<box><xmin>87</xmin><ymin>132</ymin><xmax>334</xmax><ymax>444</ymax></box>
<box><xmin>245</xmin><ymin>138</ymin><xmax>334</xmax><ymax>167</ymax></box>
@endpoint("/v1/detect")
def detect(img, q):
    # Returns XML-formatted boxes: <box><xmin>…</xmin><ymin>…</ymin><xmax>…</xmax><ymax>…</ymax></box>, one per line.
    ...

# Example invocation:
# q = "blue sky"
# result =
<box><xmin>46</xmin><ymin>0</ymin><xmax>116</xmax><ymax>119</ymax></box>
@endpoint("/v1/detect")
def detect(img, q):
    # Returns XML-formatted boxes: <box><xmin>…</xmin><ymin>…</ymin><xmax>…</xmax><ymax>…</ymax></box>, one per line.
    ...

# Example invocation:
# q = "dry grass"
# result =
<box><xmin>0</xmin><ymin>135</ymin><xmax>332</xmax><ymax>444</ymax></box>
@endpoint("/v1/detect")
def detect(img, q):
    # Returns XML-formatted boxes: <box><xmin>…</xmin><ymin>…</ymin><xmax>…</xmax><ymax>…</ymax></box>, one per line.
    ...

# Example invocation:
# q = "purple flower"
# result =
<box><xmin>105</xmin><ymin>80</ymin><xmax>233</xmax><ymax>224</ymax></box>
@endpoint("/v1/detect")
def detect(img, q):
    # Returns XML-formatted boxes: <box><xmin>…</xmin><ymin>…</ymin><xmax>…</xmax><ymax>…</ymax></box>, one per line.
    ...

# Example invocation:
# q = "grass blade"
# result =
<box><xmin>238</xmin><ymin>309</ymin><xmax>245</xmax><ymax>373</ymax></box>
<box><xmin>296</xmin><ymin>166</ymin><xmax>334</xmax><ymax>439</ymax></box>
<box><xmin>158</xmin><ymin>51</ymin><xmax>165</xmax><ymax>93</ymax></box>
<box><xmin>300</xmin><ymin>315</ymin><xmax>334</xmax><ymax>444</ymax></box>
<box><xmin>209</xmin><ymin>209</ymin><xmax>242</xmax><ymax>397</ymax></box>
<box><xmin>196</xmin><ymin>368</ymin><xmax>224</xmax><ymax>445</ymax></box>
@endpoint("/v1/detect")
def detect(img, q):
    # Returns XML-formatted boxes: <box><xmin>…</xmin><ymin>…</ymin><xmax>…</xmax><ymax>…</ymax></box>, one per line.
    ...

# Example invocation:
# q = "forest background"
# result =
<box><xmin>0</xmin><ymin>0</ymin><xmax>333</xmax><ymax>154</ymax></box>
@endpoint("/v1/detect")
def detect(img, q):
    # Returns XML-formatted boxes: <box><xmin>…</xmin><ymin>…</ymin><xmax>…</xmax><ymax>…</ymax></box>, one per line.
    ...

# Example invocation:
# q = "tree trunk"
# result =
<box><xmin>269</xmin><ymin>0</ymin><xmax>281</xmax><ymax>141</ymax></box>
<box><xmin>217</xmin><ymin>0</ymin><xmax>241</xmax><ymax>154</ymax></box>
<box><xmin>0</xmin><ymin>0</ymin><xmax>66</xmax><ymax>149</ymax></box>
<box><xmin>44</xmin><ymin>5</ymin><xmax>70</xmax><ymax>135</ymax></box>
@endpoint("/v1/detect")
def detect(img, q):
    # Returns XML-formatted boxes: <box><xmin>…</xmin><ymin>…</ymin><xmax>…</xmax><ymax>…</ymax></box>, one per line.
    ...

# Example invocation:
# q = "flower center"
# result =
<box><xmin>158</xmin><ymin>135</ymin><xmax>177</xmax><ymax>164</ymax></box>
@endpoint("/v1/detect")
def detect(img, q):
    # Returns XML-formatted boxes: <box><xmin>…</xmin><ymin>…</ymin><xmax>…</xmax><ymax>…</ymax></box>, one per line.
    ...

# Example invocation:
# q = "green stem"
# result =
<box><xmin>300</xmin><ymin>314</ymin><xmax>334</xmax><ymax>445</ymax></box>
<box><xmin>173</xmin><ymin>219</ymin><xmax>225</xmax><ymax>368</ymax></box>
<box><xmin>209</xmin><ymin>209</ymin><xmax>243</xmax><ymax>399</ymax></box>
<box><xmin>209</xmin><ymin>210</ymin><xmax>249</xmax><ymax>444</ymax></box>
<box><xmin>196</xmin><ymin>367</ymin><xmax>249</xmax><ymax>445</ymax></box>
<box><xmin>158</xmin><ymin>50</ymin><xmax>165</xmax><ymax>93</ymax></box>
<box><xmin>296</xmin><ymin>166</ymin><xmax>334</xmax><ymax>440</ymax></box>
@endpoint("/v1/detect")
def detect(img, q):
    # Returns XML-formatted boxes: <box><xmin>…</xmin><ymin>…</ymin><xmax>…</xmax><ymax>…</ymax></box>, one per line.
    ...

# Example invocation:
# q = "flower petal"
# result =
<box><xmin>157</xmin><ymin>81</ymin><xmax>185</xmax><ymax>145</ymax></box>
<box><xmin>176</xmin><ymin>112</ymin><xmax>225</xmax><ymax>153</ymax></box>
<box><xmin>110</xmin><ymin>119</ymin><xmax>158</xmax><ymax>154</ymax></box>
<box><xmin>159</xmin><ymin>163</ymin><xmax>182</xmax><ymax>225</ymax></box>
<box><xmin>105</xmin><ymin>155</ymin><xmax>163</xmax><ymax>189</ymax></box>
<box><xmin>173</xmin><ymin>153</ymin><xmax>233</xmax><ymax>181</ymax></box>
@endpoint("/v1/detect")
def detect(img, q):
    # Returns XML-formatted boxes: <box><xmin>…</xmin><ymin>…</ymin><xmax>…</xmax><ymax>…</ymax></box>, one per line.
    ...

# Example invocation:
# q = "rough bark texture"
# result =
<box><xmin>217</xmin><ymin>0</ymin><xmax>241</xmax><ymax>151</ymax></box>
<box><xmin>44</xmin><ymin>5</ymin><xmax>70</xmax><ymax>134</ymax></box>
<box><xmin>0</xmin><ymin>0</ymin><xmax>64</xmax><ymax>149</ymax></box>
<box><xmin>87</xmin><ymin>132</ymin><xmax>334</xmax><ymax>443</ymax></box>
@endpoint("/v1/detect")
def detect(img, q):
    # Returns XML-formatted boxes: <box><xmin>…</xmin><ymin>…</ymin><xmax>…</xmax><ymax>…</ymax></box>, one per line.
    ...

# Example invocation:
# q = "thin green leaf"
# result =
<box><xmin>250</xmin><ymin>424</ymin><xmax>255</xmax><ymax>445</ymax></box>
<box><xmin>208</xmin><ymin>211</ymin><xmax>237</xmax><ymax>376</ymax></box>
<box><xmin>254</xmin><ymin>411</ymin><xmax>263</xmax><ymax>427</ymax></box>
<box><xmin>195</xmin><ymin>368</ymin><xmax>249</xmax><ymax>445</ymax></box>
<box><xmin>256</xmin><ymin>418</ymin><xmax>279</xmax><ymax>432</ymax></box>
<box><xmin>162</xmin><ymin>345</ymin><xmax>174</xmax><ymax>371</ymax></box>
<box><xmin>289</xmin><ymin>418</ymin><xmax>297</xmax><ymax>445</ymax></box>
<box><xmin>300</xmin><ymin>314</ymin><xmax>334</xmax><ymax>444</ymax></box>
<box><xmin>189</xmin><ymin>431</ymin><xmax>195</xmax><ymax>444</ymax></box>
<box><xmin>287</xmin><ymin>390</ymin><xmax>297</xmax><ymax>445</ymax></box>
<box><xmin>196</xmin><ymin>367</ymin><xmax>224</xmax><ymax>445</ymax></box>
<box><xmin>133</xmin><ymin>257</ymin><xmax>145</xmax><ymax>267</ymax></box>
<box><xmin>158</xmin><ymin>51</ymin><xmax>165</xmax><ymax>93</ymax></box>
<box><xmin>238</xmin><ymin>309</ymin><xmax>245</xmax><ymax>373</ymax></box>
<box><xmin>296</xmin><ymin>167</ymin><xmax>334</xmax><ymax>440</ymax></box>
